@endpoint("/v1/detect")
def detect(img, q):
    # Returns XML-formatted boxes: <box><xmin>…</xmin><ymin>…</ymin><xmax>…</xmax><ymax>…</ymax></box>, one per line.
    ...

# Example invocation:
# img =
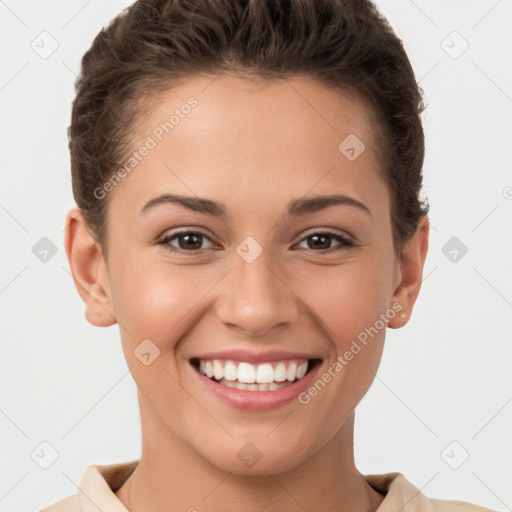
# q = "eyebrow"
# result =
<box><xmin>140</xmin><ymin>193</ymin><xmax>372</xmax><ymax>218</ymax></box>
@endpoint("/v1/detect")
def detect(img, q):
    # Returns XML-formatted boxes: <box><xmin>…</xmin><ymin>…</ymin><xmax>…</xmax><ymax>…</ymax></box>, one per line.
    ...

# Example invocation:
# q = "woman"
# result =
<box><xmin>41</xmin><ymin>0</ymin><xmax>496</xmax><ymax>510</ymax></box>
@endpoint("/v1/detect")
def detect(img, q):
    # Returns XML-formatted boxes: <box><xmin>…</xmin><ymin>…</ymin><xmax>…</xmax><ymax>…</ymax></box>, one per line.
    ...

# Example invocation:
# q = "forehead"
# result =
<box><xmin>135</xmin><ymin>72</ymin><xmax>380</xmax><ymax>154</ymax></box>
<box><xmin>112</xmin><ymin>73</ymin><xmax>388</xmax><ymax>215</ymax></box>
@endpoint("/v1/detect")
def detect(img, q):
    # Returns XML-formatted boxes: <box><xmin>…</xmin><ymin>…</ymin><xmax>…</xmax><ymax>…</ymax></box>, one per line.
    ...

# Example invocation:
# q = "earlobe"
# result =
<box><xmin>64</xmin><ymin>207</ymin><xmax>117</xmax><ymax>327</ymax></box>
<box><xmin>387</xmin><ymin>216</ymin><xmax>430</xmax><ymax>329</ymax></box>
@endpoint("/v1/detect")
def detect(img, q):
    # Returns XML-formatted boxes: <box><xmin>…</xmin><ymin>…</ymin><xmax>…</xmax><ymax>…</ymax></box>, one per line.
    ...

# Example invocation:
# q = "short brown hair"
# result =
<box><xmin>69</xmin><ymin>0</ymin><xmax>429</xmax><ymax>257</ymax></box>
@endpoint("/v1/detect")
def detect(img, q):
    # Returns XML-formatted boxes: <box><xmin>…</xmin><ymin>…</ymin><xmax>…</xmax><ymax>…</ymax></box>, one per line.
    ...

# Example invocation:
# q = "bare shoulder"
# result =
<box><xmin>39</xmin><ymin>494</ymin><xmax>80</xmax><ymax>512</ymax></box>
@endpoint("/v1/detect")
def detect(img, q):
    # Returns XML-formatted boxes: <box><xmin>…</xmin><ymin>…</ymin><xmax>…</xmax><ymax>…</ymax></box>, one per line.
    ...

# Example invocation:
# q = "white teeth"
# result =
<box><xmin>237</xmin><ymin>362</ymin><xmax>256</xmax><ymax>383</ymax></box>
<box><xmin>296</xmin><ymin>361</ymin><xmax>308</xmax><ymax>379</ymax></box>
<box><xmin>213</xmin><ymin>360</ymin><xmax>224</xmax><ymax>380</ymax></box>
<box><xmin>286</xmin><ymin>362</ymin><xmax>297</xmax><ymax>382</ymax></box>
<box><xmin>255</xmin><ymin>363</ymin><xmax>274</xmax><ymax>384</ymax></box>
<box><xmin>274</xmin><ymin>362</ymin><xmax>287</xmax><ymax>382</ymax></box>
<box><xmin>215</xmin><ymin>378</ymin><xmax>292</xmax><ymax>391</ymax></box>
<box><xmin>224</xmin><ymin>361</ymin><xmax>237</xmax><ymax>381</ymax></box>
<box><xmin>196</xmin><ymin>358</ymin><xmax>313</xmax><ymax>389</ymax></box>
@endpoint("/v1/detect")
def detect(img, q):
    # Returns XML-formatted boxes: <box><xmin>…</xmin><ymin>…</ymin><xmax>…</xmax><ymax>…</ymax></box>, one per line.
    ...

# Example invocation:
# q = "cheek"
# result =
<box><xmin>109</xmin><ymin>259</ymin><xmax>217</xmax><ymax>346</ymax></box>
<box><xmin>290</xmin><ymin>263</ymin><xmax>391</xmax><ymax>417</ymax></box>
<box><xmin>108</xmin><ymin>261</ymin><xmax>205</xmax><ymax>415</ymax></box>
<box><xmin>295</xmin><ymin>257</ymin><xmax>393</xmax><ymax>343</ymax></box>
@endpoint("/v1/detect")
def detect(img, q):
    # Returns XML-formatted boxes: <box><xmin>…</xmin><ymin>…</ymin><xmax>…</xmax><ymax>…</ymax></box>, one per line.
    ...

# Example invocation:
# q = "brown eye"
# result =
<box><xmin>159</xmin><ymin>231</ymin><xmax>214</xmax><ymax>252</ymax></box>
<box><xmin>297</xmin><ymin>231</ymin><xmax>353</xmax><ymax>252</ymax></box>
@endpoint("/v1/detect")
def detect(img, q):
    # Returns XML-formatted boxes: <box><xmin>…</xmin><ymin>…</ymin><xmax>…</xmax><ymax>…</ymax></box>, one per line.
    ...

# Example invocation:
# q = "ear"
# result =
<box><xmin>388</xmin><ymin>215</ymin><xmax>429</xmax><ymax>329</ymax></box>
<box><xmin>64</xmin><ymin>207</ymin><xmax>117</xmax><ymax>327</ymax></box>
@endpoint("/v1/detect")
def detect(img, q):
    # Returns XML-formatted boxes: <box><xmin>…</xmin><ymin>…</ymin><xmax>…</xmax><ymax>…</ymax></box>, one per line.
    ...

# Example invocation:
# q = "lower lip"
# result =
<box><xmin>191</xmin><ymin>361</ymin><xmax>321</xmax><ymax>411</ymax></box>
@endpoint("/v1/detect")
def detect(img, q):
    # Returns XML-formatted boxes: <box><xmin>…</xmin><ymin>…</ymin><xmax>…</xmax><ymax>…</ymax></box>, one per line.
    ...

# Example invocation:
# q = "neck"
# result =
<box><xmin>115</xmin><ymin>394</ymin><xmax>385</xmax><ymax>512</ymax></box>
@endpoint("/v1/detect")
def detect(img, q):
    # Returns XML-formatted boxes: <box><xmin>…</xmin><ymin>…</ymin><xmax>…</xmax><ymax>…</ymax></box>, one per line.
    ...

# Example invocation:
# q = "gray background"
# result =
<box><xmin>1</xmin><ymin>0</ymin><xmax>511</xmax><ymax>510</ymax></box>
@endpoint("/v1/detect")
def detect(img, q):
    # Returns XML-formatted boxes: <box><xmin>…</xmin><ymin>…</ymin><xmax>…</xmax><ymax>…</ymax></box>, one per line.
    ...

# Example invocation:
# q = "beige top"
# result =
<box><xmin>39</xmin><ymin>460</ymin><xmax>497</xmax><ymax>511</ymax></box>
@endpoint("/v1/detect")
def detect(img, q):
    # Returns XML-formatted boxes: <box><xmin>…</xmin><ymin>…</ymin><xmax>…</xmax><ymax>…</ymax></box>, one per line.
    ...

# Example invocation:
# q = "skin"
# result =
<box><xmin>65</xmin><ymin>73</ymin><xmax>429</xmax><ymax>512</ymax></box>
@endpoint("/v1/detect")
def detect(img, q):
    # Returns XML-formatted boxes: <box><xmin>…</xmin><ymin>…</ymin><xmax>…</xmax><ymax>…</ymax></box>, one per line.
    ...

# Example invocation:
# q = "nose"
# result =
<box><xmin>215</xmin><ymin>248</ymin><xmax>299</xmax><ymax>337</ymax></box>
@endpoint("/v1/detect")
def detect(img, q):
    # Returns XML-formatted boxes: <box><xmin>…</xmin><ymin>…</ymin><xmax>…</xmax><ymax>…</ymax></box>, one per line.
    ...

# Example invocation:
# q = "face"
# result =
<box><xmin>73</xmin><ymin>73</ymin><xmax>424</xmax><ymax>475</ymax></box>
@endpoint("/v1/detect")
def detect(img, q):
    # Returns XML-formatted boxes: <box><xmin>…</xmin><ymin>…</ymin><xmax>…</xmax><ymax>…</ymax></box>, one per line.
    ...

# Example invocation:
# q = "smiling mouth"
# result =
<box><xmin>190</xmin><ymin>357</ymin><xmax>322</xmax><ymax>391</ymax></box>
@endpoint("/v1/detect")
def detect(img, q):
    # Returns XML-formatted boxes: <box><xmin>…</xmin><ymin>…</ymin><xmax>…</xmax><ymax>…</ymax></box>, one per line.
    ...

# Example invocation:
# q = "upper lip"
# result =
<box><xmin>190</xmin><ymin>349</ymin><xmax>321</xmax><ymax>364</ymax></box>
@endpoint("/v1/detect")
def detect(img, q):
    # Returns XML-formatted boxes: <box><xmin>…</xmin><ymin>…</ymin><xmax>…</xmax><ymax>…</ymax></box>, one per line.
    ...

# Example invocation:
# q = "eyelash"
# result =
<box><xmin>157</xmin><ymin>229</ymin><xmax>354</xmax><ymax>254</ymax></box>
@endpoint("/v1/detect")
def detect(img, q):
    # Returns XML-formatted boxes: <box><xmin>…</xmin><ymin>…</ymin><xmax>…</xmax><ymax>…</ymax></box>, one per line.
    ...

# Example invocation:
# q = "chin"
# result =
<box><xmin>195</xmin><ymin>434</ymin><xmax>315</xmax><ymax>477</ymax></box>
